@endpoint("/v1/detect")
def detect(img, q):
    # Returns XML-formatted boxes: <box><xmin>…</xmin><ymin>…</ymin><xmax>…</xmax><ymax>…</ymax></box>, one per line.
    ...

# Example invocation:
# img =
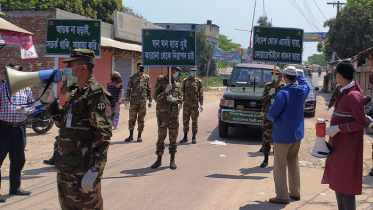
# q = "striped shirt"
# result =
<box><xmin>0</xmin><ymin>82</ymin><xmax>35</xmax><ymax>123</ymax></box>
<box><xmin>107</xmin><ymin>82</ymin><xmax>123</xmax><ymax>102</ymax></box>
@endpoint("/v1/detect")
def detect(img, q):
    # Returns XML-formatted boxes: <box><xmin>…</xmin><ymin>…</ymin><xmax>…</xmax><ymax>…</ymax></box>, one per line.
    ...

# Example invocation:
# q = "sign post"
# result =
<box><xmin>142</xmin><ymin>29</ymin><xmax>197</xmax><ymax>113</ymax></box>
<box><xmin>45</xmin><ymin>19</ymin><xmax>101</xmax><ymax>58</ymax></box>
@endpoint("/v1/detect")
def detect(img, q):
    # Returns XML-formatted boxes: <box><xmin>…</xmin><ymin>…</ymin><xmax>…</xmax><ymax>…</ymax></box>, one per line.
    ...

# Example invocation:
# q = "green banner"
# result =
<box><xmin>45</xmin><ymin>19</ymin><xmax>101</xmax><ymax>57</ymax></box>
<box><xmin>221</xmin><ymin>110</ymin><xmax>263</xmax><ymax>125</ymax></box>
<box><xmin>142</xmin><ymin>29</ymin><xmax>196</xmax><ymax>67</ymax></box>
<box><xmin>252</xmin><ymin>26</ymin><xmax>303</xmax><ymax>64</ymax></box>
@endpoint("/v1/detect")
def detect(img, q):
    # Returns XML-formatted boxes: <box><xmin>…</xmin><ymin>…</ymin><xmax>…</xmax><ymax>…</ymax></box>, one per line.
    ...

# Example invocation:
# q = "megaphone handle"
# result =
<box><xmin>37</xmin><ymin>69</ymin><xmax>58</xmax><ymax>103</ymax></box>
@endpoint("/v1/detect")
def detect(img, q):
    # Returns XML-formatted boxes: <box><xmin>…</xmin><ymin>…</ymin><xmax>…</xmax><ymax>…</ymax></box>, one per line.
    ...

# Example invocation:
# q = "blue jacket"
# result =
<box><xmin>267</xmin><ymin>75</ymin><xmax>310</xmax><ymax>144</ymax></box>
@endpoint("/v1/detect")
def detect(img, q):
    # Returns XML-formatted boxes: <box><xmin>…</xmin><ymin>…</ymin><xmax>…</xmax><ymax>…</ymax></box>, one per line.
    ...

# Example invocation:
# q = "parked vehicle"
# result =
<box><xmin>363</xmin><ymin>96</ymin><xmax>373</xmax><ymax>134</ymax></box>
<box><xmin>26</xmin><ymin>104</ymin><xmax>53</xmax><ymax>134</ymax></box>
<box><xmin>218</xmin><ymin>63</ymin><xmax>279</xmax><ymax>137</ymax></box>
<box><xmin>304</xmin><ymin>78</ymin><xmax>317</xmax><ymax>117</ymax></box>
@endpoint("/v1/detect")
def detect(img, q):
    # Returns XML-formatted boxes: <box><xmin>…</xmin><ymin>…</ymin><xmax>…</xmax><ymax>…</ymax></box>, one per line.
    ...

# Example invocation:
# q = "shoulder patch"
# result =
<box><xmin>90</xmin><ymin>82</ymin><xmax>104</xmax><ymax>95</ymax></box>
<box><xmin>97</xmin><ymin>101</ymin><xmax>106</xmax><ymax>112</ymax></box>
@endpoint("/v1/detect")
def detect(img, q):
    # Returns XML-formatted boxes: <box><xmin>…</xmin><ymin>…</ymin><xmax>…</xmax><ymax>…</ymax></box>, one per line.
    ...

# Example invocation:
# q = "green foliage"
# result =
<box><xmin>324</xmin><ymin>4</ymin><xmax>373</xmax><ymax>60</ymax></box>
<box><xmin>317</xmin><ymin>41</ymin><xmax>325</xmax><ymax>53</ymax></box>
<box><xmin>346</xmin><ymin>0</ymin><xmax>373</xmax><ymax>7</ymax></box>
<box><xmin>196</xmin><ymin>31</ymin><xmax>217</xmax><ymax>77</ymax></box>
<box><xmin>307</xmin><ymin>54</ymin><xmax>327</xmax><ymax>66</ymax></box>
<box><xmin>219</xmin><ymin>34</ymin><xmax>241</xmax><ymax>52</ymax></box>
<box><xmin>201</xmin><ymin>76</ymin><xmax>224</xmax><ymax>87</ymax></box>
<box><xmin>0</xmin><ymin>0</ymin><xmax>125</xmax><ymax>24</ymax></box>
<box><xmin>257</xmin><ymin>16</ymin><xmax>272</xmax><ymax>26</ymax></box>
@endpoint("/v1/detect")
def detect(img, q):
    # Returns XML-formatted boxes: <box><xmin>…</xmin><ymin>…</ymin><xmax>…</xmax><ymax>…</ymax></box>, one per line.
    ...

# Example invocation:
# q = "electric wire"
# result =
<box><xmin>289</xmin><ymin>0</ymin><xmax>317</xmax><ymax>31</ymax></box>
<box><xmin>303</xmin><ymin>0</ymin><xmax>324</xmax><ymax>26</ymax></box>
<box><xmin>293</xmin><ymin>0</ymin><xmax>321</xmax><ymax>31</ymax></box>
<box><xmin>314</xmin><ymin>0</ymin><xmax>328</xmax><ymax>21</ymax></box>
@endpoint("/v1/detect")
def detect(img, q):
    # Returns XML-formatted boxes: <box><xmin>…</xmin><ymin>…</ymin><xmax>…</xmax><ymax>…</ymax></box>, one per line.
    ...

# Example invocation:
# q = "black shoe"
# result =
<box><xmin>9</xmin><ymin>187</ymin><xmax>31</xmax><ymax>196</ymax></box>
<box><xmin>125</xmin><ymin>130</ymin><xmax>134</xmax><ymax>142</ymax></box>
<box><xmin>369</xmin><ymin>168</ymin><xmax>373</xmax><ymax>176</ymax></box>
<box><xmin>170</xmin><ymin>154</ymin><xmax>177</xmax><ymax>170</ymax></box>
<box><xmin>179</xmin><ymin>133</ymin><xmax>188</xmax><ymax>143</ymax></box>
<box><xmin>259</xmin><ymin>147</ymin><xmax>263</xmax><ymax>152</ymax></box>
<box><xmin>260</xmin><ymin>161</ymin><xmax>268</xmax><ymax>168</ymax></box>
<box><xmin>137</xmin><ymin>131</ymin><xmax>142</xmax><ymax>142</ymax></box>
<box><xmin>151</xmin><ymin>155</ymin><xmax>162</xmax><ymax>168</ymax></box>
<box><xmin>0</xmin><ymin>195</ymin><xmax>6</xmax><ymax>202</ymax></box>
<box><xmin>43</xmin><ymin>151</ymin><xmax>57</xmax><ymax>165</ymax></box>
<box><xmin>192</xmin><ymin>134</ymin><xmax>196</xmax><ymax>144</ymax></box>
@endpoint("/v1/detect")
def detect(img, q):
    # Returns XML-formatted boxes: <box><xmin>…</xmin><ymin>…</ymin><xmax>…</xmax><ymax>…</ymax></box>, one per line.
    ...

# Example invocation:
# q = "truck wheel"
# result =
<box><xmin>219</xmin><ymin>120</ymin><xmax>228</xmax><ymax>137</ymax></box>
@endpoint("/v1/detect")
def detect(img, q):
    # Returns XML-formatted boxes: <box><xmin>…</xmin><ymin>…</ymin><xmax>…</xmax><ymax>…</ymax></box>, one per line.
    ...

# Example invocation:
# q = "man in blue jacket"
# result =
<box><xmin>267</xmin><ymin>66</ymin><xmax>310</xmax><ymax>204</ymax></box>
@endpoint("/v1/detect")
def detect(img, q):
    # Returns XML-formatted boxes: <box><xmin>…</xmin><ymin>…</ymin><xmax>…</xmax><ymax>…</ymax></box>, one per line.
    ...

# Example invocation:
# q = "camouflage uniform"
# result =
<box><xmin>154</xmin><ymin>75</ymin><xmax>183</xmax><ymax>155</ymax></box>
<box><xmin>125</xmin><ymin>73</ymin><xmax>152</xmax><ymax>131</ymax></box>
<box><xmin>328</xmin><ymin>84</ymin><xmax>342</xmax><ymax>109</ymax></box>
<box><xmin>46</xmin><ymin>77</ymin><xmax>114</xmax><ymax>210</ymax></box>
<box><xmin>261</xmin><ymin>82</ymin><xmax>284</xmax><ymax>155</ymax></box>
<box><xmin>182</xmin><ymin>77</ymin><xmax>203</xmax><ymax>134</ymax></box>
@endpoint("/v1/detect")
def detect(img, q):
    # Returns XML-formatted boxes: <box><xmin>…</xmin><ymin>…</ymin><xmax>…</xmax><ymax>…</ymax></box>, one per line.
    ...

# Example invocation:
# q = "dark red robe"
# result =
<box><xmin>321</xmin><ymin>82</ymin><xmax>366</xmax><ymax>195</ymax></box>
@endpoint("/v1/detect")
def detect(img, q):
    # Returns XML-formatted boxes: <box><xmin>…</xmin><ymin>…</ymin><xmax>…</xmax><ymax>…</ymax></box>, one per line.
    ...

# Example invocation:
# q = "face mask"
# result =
<box><xmin>173</xmin><ymin>71</ymin><xmax>179</xmax><ymax>78</ymax></box>
<box><xmin>190</xmin><ymin>71</ymin><xmax>196</xmax><ymax>77</ymax></box>
<box><xmin>64</xmin><ymin>65</ymin><xmax>82</xmax><ymax>86</ymax></box>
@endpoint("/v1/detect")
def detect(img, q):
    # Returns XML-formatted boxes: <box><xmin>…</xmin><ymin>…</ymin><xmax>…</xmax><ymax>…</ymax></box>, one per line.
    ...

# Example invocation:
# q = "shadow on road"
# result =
<box><xmin>207</xmin><ymin>125</ymin><xmax>262</xmax><ymax>146</ymax></box>
<box><xmin>103</xmin><ymin>166</ymin><xmax>168</xmax><ymax>180</ymax></box>
<box><xmin>22</xmin><ymin>166</ymin><xmax>54</xmax><ymax>176</ymax></box>
<box><xmin>239</xmin><ymin>201</ymin><xmax>286</xmax><ymax>210</ymax></box>
<box><xmin>240</xmin><ymin>166</ymin><xmax>273</xmax><ymax>175</ymax></box>
<box><xmin>205</xmin><ymin>174</ymin><xmax>267</xmax><ymax>180</ymax></box>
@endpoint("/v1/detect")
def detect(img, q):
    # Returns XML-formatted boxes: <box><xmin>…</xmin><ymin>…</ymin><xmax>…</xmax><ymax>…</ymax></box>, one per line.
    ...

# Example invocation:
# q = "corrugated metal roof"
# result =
<box><xmin>101</xmin><ymin>37</ymin><xmax>142</xmax><ymax>52</ymax></box>
<box><xmin>0</xmin><ymin>17</ymin><xmax>32</xmax><ymax>34</ymax></box>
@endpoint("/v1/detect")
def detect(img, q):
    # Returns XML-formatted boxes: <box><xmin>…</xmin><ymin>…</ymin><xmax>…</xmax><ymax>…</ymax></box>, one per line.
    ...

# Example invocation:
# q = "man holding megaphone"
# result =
<box><xmin>0</xmin><ymin>63</ymin><xmax>35</xmax><ymax>200</ymax></box>
<box><xmin>40</xmin><ymin>49</ymin><xmax>115</xmax><ymax>209</ymax></box>
<box><xmin>321</xmin><ymin>60</ymin><xmax>366</xmax><ymax>210</ymax></box>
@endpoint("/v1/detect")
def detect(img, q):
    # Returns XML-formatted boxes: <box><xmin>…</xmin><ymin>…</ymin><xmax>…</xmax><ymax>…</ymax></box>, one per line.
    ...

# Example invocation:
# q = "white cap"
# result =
<box><xmin>283</xmin><ymin>66</ymin><xmax>297</xmax><ymax>76</ymax></box>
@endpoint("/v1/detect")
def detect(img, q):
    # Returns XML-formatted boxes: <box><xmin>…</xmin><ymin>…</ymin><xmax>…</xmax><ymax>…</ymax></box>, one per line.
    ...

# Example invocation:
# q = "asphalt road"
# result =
<box><xmin>1</xmin><ymin>72</ymin><xmax>373</xmax><ymax>210</ymax></box>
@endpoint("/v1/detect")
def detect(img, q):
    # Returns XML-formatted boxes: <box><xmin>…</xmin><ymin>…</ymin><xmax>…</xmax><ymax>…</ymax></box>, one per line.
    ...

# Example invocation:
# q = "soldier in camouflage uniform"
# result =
<box><xmin>260</xmin><ymin>68</ymin><xmax>284</xmax><ymax>168</ymax></box>
<box><xmin>151</xmin><ymin>67</ymin><xmax>183</xmax><ymax>170</ymax></box>
<box><xmin>124</xmin><ymin>63</ymin><xmax>152</xmax><ymax>142</ymax></box>
<box><xmin>42</xmin><ymin>49</ymin><xmax>115</xmax><ymax>210</ymax></box>
<box><xmin>179</xmin><ymin>67</ymin><xmax>203</xmax><ymax>144</ymax></box>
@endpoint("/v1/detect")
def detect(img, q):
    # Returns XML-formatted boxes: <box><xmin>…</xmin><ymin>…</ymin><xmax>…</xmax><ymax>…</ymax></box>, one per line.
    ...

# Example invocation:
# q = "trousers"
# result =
<box><xmin>0</xmin><ymin>123</ymin><xmax>26</xmax><ymax>190</ymax></box>
<box><xmin>335</xmin><ymin>192</ymin><xmax>356</xmax><ymax>210</ymax></box>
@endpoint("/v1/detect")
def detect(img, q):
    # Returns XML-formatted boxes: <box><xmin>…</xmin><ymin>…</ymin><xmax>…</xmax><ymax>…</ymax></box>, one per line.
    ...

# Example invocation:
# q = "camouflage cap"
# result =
<box><xmin>62</xmin><ymin>49</ymin><xmax>95</xmax><ymax>63</ymax></box>
<box><xmin>190</xmin><ymin>67</ymin><xmax>197</xmax><ymax>71</ymax></box>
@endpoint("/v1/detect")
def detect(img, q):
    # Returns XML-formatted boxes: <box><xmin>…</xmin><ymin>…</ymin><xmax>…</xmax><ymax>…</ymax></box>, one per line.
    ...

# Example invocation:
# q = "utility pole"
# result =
<box><xmin>327</xmin><ymin>1</ymin><xmax>345</xmax><ymax>13</ymax></box>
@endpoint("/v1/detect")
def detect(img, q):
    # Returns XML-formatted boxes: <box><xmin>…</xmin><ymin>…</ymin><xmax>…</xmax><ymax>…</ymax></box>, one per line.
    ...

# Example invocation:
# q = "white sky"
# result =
<box><xmin>124</xmin><ymin>0</ymin><xmax>342</xmax><ymax>62</ymax></box>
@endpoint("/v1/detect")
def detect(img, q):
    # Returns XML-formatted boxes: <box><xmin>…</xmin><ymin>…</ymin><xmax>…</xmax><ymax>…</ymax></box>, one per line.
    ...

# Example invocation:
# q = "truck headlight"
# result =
<box><xmin>225</xmin><ymin>100</ymin><xmax>234</xmax><ymax>108</ymax></box>
<box><xmin>306</xmin><ymin>93</ymin><xmax>315</xmax><ymax>101</ymax></box>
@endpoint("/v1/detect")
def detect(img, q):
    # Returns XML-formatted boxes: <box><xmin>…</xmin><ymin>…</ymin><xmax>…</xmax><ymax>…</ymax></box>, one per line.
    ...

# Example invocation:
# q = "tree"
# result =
<box><xmin>323</xmin><ymin>4</ymin><xmax>373</xmax><ymax>60</ymax></box>
<box><xmin>317</xmin><ymin>41</ymin><xmax>325</xmax><ymax>53</ymax></box>
<box><xmin>219</xmin><ymin>34</ymin><xmax>241</xmax><ymax>52</ymax></box>
<box><xmin>257</xmin><ymin>15</ymin><xmax>272</xmax><ymax>26</ymax></box>
<box><xmin>0</xmin><ymin>0</ymin><xmax>125</xmax><ymax>24</ymax></box>
<box><xmin>346</xmin><ymin>0</ymin><xmax>373</xmax><ymax>7</ymax></box>
<box><xmin>307</xmin><ymin>54</ymin><xmax>327</xmax><ymax>66</ymax></box>
<box><xmin>196</xmin><ymin>31</ymin><xmax>217</xmax><ymax>76</ymax></box>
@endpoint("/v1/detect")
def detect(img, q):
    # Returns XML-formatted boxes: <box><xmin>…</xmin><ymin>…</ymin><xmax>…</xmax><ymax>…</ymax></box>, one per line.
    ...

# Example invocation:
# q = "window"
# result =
<box><xmin>231</xmin><ymin>68</ymin><xmax>272</xmax><ymax>87</ymax></box>
<box><xmin>179</xmin><ymin>24</ymin><xmax>184</xmax><ymax>29</ymax></box>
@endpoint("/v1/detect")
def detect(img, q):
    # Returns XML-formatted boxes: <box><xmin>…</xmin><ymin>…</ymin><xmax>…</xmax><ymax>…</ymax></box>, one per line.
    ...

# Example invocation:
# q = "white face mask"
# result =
<box><xmin>64</xmin><ymin>65</ymin><xmax>83</xmax><ymax>86</ymax></box>
<box><xmin>173</xmin><ymin>71</ymin><xmax>179</xmax><ymax>78</ymax></box>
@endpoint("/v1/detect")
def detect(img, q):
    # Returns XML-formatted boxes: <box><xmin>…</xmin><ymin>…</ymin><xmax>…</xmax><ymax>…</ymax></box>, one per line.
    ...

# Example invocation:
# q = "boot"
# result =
<box><xmin>179</xmin><ymin>132</ymin><xmax>188</xmax><ymax>143</ymax></box>
<box><xmin>124</xmin><ymin>130</ymin><xmax>133</xmax><ymax>142</ymax></box>
<box><xmin>43</xmin><ymin>150</ymin><xmax>57</xmax><ymax>165</ymax></box>
<box><xmin>170</xmin><ymin>154</ymin><xmax>177</xmax><ymax>170</ymax></box>
<box><xmin>260</xmin><ymin>154</ymin><xmax>269</xmax><ymax>168</ymax></box>
<box><xmin>192</xmin><ymin>133</ymin><xmax>196</xmax><ymax>144</ymax></box>
<box><xmin>369</xmin><ymin>168</ymin><xmax>373</xmax><ymax>176</ymax></box>
<box><xmin>259</xmin><ymin>147</ymin><xmax>263</xmax><ymax>152</ymax></box>
<box><xmin>137</xmin><ymin>131</ymin><xmax>142</xmax><ymax>142</ymax></box>
<box><xmin>151</xmin><ymin>155</ymin><xmax>162</xmax><ymax>168</ymax></box>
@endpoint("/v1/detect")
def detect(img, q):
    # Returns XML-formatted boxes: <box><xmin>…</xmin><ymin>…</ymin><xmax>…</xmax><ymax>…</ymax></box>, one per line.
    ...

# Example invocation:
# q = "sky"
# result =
<box><xmin>124</xmin><ymin>0</ymin><xmax>342</xmax><ymax>62</ymax></box>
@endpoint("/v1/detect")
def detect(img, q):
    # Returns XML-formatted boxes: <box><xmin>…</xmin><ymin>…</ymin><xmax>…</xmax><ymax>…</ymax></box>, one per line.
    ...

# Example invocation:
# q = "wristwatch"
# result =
<box><xmin>90</xmin><ymin>167</ymin><xmax>100</xmax><ymax>173</ymax></box>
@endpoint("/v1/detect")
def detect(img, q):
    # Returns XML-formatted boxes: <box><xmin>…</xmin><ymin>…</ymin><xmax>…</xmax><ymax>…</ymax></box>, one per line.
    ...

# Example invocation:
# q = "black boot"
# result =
<box><xmin>179</xmin><ymin>132</ymin><xmax>188</xmax><ymax>143</ymax></box>
<box><xmin>369</xmin><ymin>168</ymin><xmax>373</xmax><ymax>176</ymax></box>
<box><xmin>43</xmin><ymin>150</ymin><xmax>57</xmax><ymax>165</ymax></box>
<box><xmin>192</xmin><ymin>133</ymin><xmax>196</xmax><ymax>144</ymax></box>
<box><xmin>124</xmin><ymin>130</ymin><xmax>133</xmax><ymax>142</ymax></box>
<box><xmin>137</xmin><ymin>131</ymin><xmax>142</xmax><ymax>142</ymax></box>
<box><xmin>260</xmin><ymin>154</ymin><xmax>269</xmax><ymax>168</ymax></box>
<box><xmin>259</xmin><ymin>147</ymin><xmax>263</xmax><ymax>152</ymax></box>
<box><xmin>151</xmin><ymin>155</ymin><xmax>162</xmax><ymax>168</ymax></box>
<box><xmin>170</xmin><ymin>154</ymin><xmax>177</xmax><ymax>170</ymax></box>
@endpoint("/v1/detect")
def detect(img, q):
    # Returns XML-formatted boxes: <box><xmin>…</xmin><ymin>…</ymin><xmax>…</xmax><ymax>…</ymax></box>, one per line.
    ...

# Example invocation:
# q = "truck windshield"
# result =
<box><xmin>230</xmin><ymin>68</ymin><xmax>273</xmax><ymax>87</ymax></box>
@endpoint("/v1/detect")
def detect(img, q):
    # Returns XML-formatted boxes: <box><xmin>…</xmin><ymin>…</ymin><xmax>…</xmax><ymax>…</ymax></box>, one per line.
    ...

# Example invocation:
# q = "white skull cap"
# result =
<box><xmin>283</xmin><ymin>66</ymin><xmax>297</xmax><ymax>76</ymax></box>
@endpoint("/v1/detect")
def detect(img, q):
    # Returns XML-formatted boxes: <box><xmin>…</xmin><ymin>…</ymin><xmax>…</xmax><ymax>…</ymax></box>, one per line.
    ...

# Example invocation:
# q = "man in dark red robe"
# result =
<box><xmin>322</xmin><ymin>60</ymin><xmax>366</xmax><ymax>210</ymax></box>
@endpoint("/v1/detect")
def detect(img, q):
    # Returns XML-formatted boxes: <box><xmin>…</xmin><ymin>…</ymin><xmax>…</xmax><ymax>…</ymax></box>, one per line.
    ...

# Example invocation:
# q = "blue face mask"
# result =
<box><xmin>64</xmin><ymin>65</ymin><xmax>82</xmax><ymax>86</ymax></box>
<box><xmin>190</xmin><ymin>71</ymin><xmax>196</xmax><ymax>77</ymax></box>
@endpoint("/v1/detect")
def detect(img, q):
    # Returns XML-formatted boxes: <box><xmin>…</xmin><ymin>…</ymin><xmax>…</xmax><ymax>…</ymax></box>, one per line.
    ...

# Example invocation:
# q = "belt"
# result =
<box><xmin>0</xmin><ymin>120</ymin><xmax>26</xmax><ymax>127</ymax></box>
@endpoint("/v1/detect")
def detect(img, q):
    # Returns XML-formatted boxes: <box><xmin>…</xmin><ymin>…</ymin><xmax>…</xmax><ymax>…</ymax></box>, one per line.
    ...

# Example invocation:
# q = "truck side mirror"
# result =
<box><xmin>223</xmin><ymin>79</ymin><xmax>228</xmax><ymax>86</ymax></box>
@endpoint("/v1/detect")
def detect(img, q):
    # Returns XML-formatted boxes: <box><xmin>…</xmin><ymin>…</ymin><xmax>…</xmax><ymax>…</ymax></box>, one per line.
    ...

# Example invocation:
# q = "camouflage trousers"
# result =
<box><xmin>57</xmin><ymin>172</ymin><xmax>103</xmax><ymax>210</ymax></box>
<box><xmin>156</xmin><ymin>116</ymin><xmax>179</xmax><ymax>155</ymax></box>
<box><xmin>128</xmin><ymin>103</ymin><xmax>146</xmax><ymax>131</ymax></box>
<box><xmin>262</xmin><ymin>119</ymin><xmax>273</xmax><ymax>155</ymax></box>
<box><xmin>183</xmin><ymin>105</ymin><xmax>199</xmax><ymax>134</ymax></box>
